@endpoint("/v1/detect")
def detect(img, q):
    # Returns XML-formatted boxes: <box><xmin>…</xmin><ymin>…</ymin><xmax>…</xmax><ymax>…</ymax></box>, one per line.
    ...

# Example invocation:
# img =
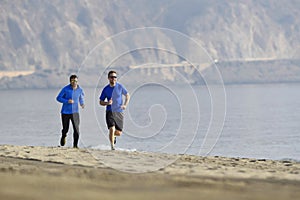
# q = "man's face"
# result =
<box><xmin>70</xmin><ymin>78</ymin><xmax>78</xmax><ymax>87</ymax></box>
<box><xmin>108</xmin><ymin>73</ymin><xmax>117</xmax><ymax>85</ymax></box>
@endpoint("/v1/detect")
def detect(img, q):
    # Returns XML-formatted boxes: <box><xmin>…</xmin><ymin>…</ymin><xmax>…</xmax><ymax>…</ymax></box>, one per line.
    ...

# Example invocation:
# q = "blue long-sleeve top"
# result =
<box><xmin>56</xmin><ymin>84</ymin><xmax>85</xmax><ymax>114</ymax></box>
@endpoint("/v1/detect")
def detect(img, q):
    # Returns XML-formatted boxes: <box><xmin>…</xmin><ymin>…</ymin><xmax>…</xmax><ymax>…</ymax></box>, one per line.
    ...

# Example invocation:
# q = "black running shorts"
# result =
<box><xmin>106</xmin><ymin>111</ymin><xmax>124</xmax><ymax>131</ymax></box>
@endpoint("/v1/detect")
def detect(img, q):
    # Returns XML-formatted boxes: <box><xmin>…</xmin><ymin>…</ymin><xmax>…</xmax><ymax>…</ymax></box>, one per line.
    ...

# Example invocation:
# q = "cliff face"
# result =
<box><xmin>0</xmin><ymin>0</ymin><xmax>300</xmax><ymax>88</ymax></box>
<box><xmin>186</xmin><ymin>1</ymin><xmax>300</xmax><ymax>60</ymax></box>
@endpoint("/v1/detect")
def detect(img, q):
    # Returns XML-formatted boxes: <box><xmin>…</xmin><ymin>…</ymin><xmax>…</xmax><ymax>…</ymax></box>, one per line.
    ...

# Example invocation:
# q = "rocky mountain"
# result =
<box><xmin>0</xmin><ymin>0</ymin><xmax>300</xmax><ymax>88</ymax></box>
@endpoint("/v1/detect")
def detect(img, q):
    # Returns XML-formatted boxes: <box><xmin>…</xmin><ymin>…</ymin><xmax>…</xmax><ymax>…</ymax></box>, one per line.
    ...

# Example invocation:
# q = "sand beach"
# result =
<box><xmin>0</xmin><ymin>145</ymin><xmax>299</xmax><ymax>200</ymax></box>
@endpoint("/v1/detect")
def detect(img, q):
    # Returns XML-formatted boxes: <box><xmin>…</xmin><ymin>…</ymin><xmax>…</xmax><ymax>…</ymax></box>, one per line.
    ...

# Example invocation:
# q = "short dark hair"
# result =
<box><xmin>108</xmin><ymin>70</ymin><xmax>117</xmax><ymax>77</ymax></box>
<box><xmin>69</xmin><ymin>74</ymin><xmax>78</xmax><ymax>81</ymax></box>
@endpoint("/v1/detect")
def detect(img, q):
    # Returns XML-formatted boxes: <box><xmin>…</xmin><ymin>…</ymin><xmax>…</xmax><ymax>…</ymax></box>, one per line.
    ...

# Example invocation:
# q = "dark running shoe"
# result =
<box><xmin>60</xmin><ymin>136</ymin><xmax>66</xmax><ymax>146</ymax></box>
<box><xmin>114</xmin><ymin>137</ymin><xmax>117</xmax><ymax>144</ymax></box>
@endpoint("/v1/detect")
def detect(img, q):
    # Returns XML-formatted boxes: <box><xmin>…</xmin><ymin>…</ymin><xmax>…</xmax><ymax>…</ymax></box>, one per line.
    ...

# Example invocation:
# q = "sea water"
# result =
<box><xmin>0</xmin><ymin>83</ymin><xmax>299</xmax><ymax>161</ymax></box>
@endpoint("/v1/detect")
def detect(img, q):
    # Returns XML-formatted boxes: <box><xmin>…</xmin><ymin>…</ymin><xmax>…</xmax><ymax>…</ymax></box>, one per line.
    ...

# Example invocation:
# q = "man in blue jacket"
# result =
<box><xmin>99</xmin><ymin>71</ymin><xmax>130</xmax><ymax>150</ymax></box>
<box><xmin>56</xmin><ymin>74</ymin><xmax>85</xmax><ymax>148</ymax></box>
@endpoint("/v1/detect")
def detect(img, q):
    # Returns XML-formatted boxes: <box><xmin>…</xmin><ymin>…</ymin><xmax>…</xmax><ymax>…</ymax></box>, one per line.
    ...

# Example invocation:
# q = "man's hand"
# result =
<box><xmin>81</xmin><ymin>104</ymin><xmax>85</xmax><ymax>109</ymax></box>
<box><xmin>121</xmin><ymin>105</ymin><xmax>127</xmax><ymax>110</ymax></box>
<box><xmin>107</xmin><ymin>98</ymin><xmax>113</xmax><ymax>105</ymax></box>
<box><xmin>100</xmin><ymin>99</ymin><xmax>113</xmax><ymax>106</ymax></box>
<box><xmin>68</xmin><ymin>99</ymin><xmax>74</xmax><ymax>104</ymax></box>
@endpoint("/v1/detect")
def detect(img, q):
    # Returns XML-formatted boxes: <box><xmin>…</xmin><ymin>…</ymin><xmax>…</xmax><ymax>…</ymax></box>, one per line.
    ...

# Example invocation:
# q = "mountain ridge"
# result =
<box><xmin>0</xmin><ymin>0</ymin><xmax>300</xmax><ymax>88</ymax></box>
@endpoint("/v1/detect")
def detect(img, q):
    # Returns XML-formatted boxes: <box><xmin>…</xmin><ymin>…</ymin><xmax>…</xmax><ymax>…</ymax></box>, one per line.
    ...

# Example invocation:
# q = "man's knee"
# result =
<box><xmin>114</xmin><ymin>130</ymin><xmax>122</xmax><ymax>136</ymax></box>
<box><xmin>62</xmin><ymin>127</ymin><xmax>69</xmax><ymax>135</ymax></box>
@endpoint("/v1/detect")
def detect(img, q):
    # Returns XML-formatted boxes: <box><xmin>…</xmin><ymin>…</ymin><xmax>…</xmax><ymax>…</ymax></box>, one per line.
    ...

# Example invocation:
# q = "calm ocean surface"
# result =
<box><xmin>0</xmin><ymin>83</ymin><xmax>300</xmax><ymax>161</ymax></box>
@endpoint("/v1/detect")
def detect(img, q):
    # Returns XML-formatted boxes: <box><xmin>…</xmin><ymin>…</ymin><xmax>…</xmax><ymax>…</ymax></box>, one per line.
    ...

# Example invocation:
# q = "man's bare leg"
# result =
<box><xmin>114</xmin><ymin>130</ymin><xmax>122</xmax><ymax>136</ymax></box>
<box><xmin>112</xmin><ymin>130</ymin><xmax>122</xmax><ymax>145</ymax></box>
<box><xmin>109</xmin><ymin>126</ymin><xmax>115</xmax><ymax>150</ymax></box>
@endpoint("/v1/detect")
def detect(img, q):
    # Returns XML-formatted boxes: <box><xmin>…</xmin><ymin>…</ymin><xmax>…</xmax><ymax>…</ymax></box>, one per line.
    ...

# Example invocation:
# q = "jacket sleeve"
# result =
<box><xmin>79</xmin><ymin>90</ymin><xmax>85</xmax><ymax>105</ymax></box>
<box><xmin>56</xmin><ymin>88</ymin><xmax>68</xmax><ymax>104</ymax></box>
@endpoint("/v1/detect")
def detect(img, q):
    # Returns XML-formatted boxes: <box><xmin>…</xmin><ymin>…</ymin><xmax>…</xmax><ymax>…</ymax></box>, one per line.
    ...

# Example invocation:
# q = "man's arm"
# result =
<box><xmin>79</xmin><ymin>90</ymin><xmax>85</xmax><ymax>108</ymax></box>
<box><xmin>99</xmin><ymin>99</ymin><xmax>113</xmax><ymax>106</ymax></box>
<box><xmin>121</xmin><ymin>93</ymin><xmax>130</xmax><ymax>110</ymax></box>
<box><xmin>56</xmin><ymin>88</ymin><xmax>68</xmax><ymax>104</ymax></box>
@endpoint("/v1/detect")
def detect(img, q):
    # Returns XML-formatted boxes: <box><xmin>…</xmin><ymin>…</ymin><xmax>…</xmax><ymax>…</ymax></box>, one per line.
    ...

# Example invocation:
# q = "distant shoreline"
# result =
<box><xmin>0</xmin><ymin>70</ymin><xmax>35</xmax><ymax>79</ymax></box>
<box><xmin>1</xmin><ymin>58</ymin><xmax>300</xmax><ymax>89</ymax></box>
<box><xmin>1</xmin><ymin>80</ymin><xmax>300</xmax><ymax>91</ymax></box>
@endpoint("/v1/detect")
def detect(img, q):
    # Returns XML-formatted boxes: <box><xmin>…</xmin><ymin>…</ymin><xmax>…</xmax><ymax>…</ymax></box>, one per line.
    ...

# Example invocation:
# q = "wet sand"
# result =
<box><xmin>0</xmin><ymin>145</ymin><xmax>299</xmax><ymax>200</ymax></box>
